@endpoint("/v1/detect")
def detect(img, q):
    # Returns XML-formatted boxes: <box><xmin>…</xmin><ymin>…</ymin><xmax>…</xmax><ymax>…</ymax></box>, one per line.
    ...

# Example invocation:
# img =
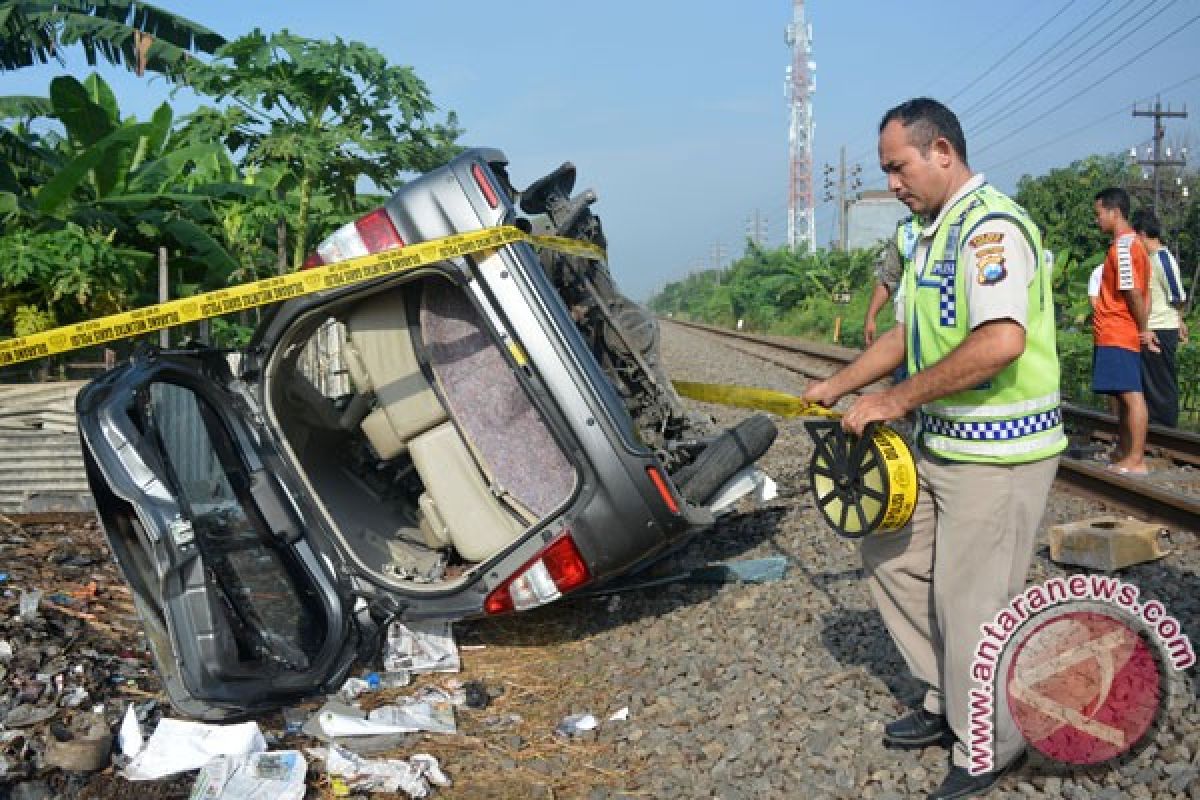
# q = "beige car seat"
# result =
<box><xmin>342</xmin><ymin>290</ymin><xmax>524</xmax><ymax>563</ymax></box>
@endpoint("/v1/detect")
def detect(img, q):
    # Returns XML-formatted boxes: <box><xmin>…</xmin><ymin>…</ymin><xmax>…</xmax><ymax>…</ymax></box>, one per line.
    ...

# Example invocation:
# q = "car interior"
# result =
<box><xmin>266</xmin><ymin>272</ymin><xmax>579</xmax><ymax>590</ymax></box>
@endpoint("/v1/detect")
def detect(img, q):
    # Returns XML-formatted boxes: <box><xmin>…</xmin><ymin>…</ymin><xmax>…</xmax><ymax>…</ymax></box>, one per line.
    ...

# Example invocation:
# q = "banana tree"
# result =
<box><xmin>0</xmin><ymin>72</ymin><xmax>256</xmax><ymax>326</ymax></box>
<box><xmin>0</xmin><ymin>0</ymin><xmax>223</xmax><ymax>77</ymax></box>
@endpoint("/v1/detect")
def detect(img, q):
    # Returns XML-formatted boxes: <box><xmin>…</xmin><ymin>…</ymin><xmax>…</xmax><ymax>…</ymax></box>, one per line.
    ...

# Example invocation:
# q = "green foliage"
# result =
<box><xmin>12</xmin><ymin>303</ymin><xmax>55</xmax><ymax>336</ymax></box>
<box><xmin>0</xmin><ymin>223</ymin><xmax>145</xmax><ymax>332</ymax></box>
<box><xmin>182</xmin><ymin>29</ymin><xmax>462</xmax><ymax>268</ymax></box>
<box><xmin>650</xmin><ymin>241</ymin><xmax>877</xmax><ymax>340</ymax></box>
<box><xmin>0</xmin><ymin>1</ymin><xmax>224</xmax><ymax>77</ymax></box>
<box><xmin>208</xmin><ymin>317</ymin><xmax>254</xmax><ymax>348</ymax></box>
<box><xmin>1015</xmin><ymin>154</ymin><xmax>1134</xmax><ymax>262</ymax></box>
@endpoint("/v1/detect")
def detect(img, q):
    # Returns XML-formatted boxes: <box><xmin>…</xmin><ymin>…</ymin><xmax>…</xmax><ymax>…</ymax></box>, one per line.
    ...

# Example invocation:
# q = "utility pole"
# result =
<box><xmin>746</xmin><ymin>209</ymin><xmax>768</xmax><ymax>248</ymax></box>
<box><xmin>785</xmin><ymin>0</ymin><xmax>816</xmax><ymax>253</ymax></box>
<box><xmin>822</xmin><ymin>145</ymin><xmax>862</xmax><ymax>251</ymax></box>
<box><xmin>711</xmin><ymin>241</ymin><xmax>728</xmax><ymax>270</ymax></box>
<box><xmin>1132</xmin><ymin>97</ymin><xmax>1188</xmax><ymax>213</ymax></box>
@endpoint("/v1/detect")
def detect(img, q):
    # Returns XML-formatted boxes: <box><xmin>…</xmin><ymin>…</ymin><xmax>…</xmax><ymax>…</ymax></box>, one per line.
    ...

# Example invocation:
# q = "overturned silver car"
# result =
<box><xmin>76</xmin><ymin>149</ymin><xmax>776</xmax><ymax>718</ymax></box>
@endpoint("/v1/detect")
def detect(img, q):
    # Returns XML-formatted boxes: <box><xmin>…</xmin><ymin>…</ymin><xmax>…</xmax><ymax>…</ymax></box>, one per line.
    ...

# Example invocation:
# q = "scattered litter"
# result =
<box><xmin>60</xmin><ymin>686</ymin><xmax>89</xmax><ymax>708</ymax></box>
<box><xmin>188</xmin><ymin>750</ymin><xmax>306</xmax><ymax>800</ymax></box>
<box><xmin>337</xmin><ymin>677</ymin><xmax>373</xmax><ymax>703</ymax></box>
<box><xmin>17</xmin><ymin>589</ymin><xmax>42</xmax><ymax>621</ymax></box>
<box><xmin>367</xmin><ymin>700</ymin><xmax>456</xmax><ymax>735</ymax></box>
<box><xmin>362</xmin><ymin>671</ymin><xmax>411</xmax><ymax>691</ymax></box>
<box><xmin>122</xmin><ymin>711</ymin><xmax>267</xmax><ymax>781</ymax></box>
<box><xmin>707</xmin><ymin>466</ymin><xmax>778</xmax><ymax>514</ymax></box>
<box><xmin>461</xmin><ymin>680</ymin><xmax>490</xmax><ymax>710</ymax></box>
<box><xmin>281</xmin><ymin>707</ymin><xmax>308</xmax><ymax>736</ymax></box>
<box><xmin>382</xmin><ymin>620</ymin><xmax>459</xmax><ymax>675</ymax></box>
<box><xmin>333</xmin><ymin>733</ymin><xmax>418</xmax><ymax>758</ymax></box>
<box><xmin>319</xmin><ymin>744</ymin><xmax>450</xmax><ymax>797</ymax></box>
<box><xmin>554</xmin><ymin>713</ymin><xmax>598</xmax><ymax>737</ymax></box>
<box><xmin>307</xmin><ymin>695</ymin><xmax>455</xmax><ymax>738</ymax></box>
<box><xmin>0</xmin><ymin>639</ymin><xmax>12</xmax><ymax>661</ymax></box>
<box><xmin>608</xmin><ymin>707</ymin><xmax>630</xmax><ymax>722</ymax></box>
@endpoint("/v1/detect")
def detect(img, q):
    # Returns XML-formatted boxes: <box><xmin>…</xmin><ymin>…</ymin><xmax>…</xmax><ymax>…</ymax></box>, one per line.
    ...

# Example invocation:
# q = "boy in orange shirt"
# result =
<box><xmin>1091</xmin><ymin>187</ymin><xmax>1156</xmax><ymax>474</ymax></box>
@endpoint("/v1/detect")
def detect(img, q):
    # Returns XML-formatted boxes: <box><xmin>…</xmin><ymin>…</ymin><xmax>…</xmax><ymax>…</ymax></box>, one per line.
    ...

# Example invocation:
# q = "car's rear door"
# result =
<box><xmin>76</xmin><ymin>351</ymin><xmax>358</xmax><ymax>719</ymax></box>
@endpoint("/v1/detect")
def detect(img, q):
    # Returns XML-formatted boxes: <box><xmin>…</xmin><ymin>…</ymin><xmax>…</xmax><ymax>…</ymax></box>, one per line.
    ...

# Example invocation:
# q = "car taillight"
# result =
<box><xmin>472</xmin><ymin>163</ymin><xmax>500</xmax><ymax>208</ymax></box>
<box><xmin>484</xmin><ymin>533</ymin><xmax>590</xmax><ymax>615</ymax></box>
<box><xmin>354</xmin><ymin>208</ymin><xmax>405</xmax><ymax>252</ymax></box>
<box><xmin>645</xmin><ymin>465</ymin><xmax>681</xmax><ymax>515</ymax></box>
<box><xmin>304</xmin><ymin>208</ymin><xmax>406</xmax><ymax>269</ymax></box>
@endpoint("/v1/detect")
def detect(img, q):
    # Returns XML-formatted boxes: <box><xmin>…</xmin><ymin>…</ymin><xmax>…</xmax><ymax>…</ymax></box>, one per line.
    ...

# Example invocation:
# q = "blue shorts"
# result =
<box><xmin>1092</xmin><ymin>345</ymin><xmax>1142</xmax><ymax>394</ymax></box>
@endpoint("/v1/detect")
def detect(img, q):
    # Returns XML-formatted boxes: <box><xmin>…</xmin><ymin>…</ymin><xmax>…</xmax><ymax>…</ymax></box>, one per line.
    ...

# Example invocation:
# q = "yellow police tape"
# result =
<box><xmin>0</xmin><ymin>226</ymin><xmax>605</xmax><ymax>368</ymax></box>
<box><xmin>672</xmin><ymin>381</ymin><xmax>842</xmax><ymax>419</ymax></box>
<box><xmin>672</xmin><ymin>380</ymin><xmax>917</xmax><ymax>537</ymax></box>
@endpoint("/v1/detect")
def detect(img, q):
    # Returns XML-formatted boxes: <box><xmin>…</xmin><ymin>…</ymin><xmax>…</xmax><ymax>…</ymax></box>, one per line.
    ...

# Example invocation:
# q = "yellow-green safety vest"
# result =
<box><xmin>902</xmin><ymin>183</ymin><xmax>1066</xmax><ymax>464</ymax></box>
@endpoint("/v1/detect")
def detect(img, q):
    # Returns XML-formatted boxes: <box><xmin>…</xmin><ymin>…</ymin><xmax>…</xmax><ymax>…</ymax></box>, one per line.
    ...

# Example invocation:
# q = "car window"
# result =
<box><xmin>143</xmin><ymin>383</ymin><xmax>327</xmax><ymax>672</ymax></box>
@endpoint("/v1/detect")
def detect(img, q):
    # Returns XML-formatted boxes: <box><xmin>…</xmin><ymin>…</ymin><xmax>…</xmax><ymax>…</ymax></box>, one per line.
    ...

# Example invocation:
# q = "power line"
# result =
<box><xmin>972</xmin><ymin>9</ymin><xmax>1200</xmax><ymax>159</ymax></box>
<box><xmin>948</xmin><ymin>0</ymin><xmax>1081</xmax><ymax>107</ymax></box>
<box><xmin>841</xmin><ymin>1</ymin><xmax>1093</xmax><ymax>170</ymax></box>
<box><xmin>975</xmin><ymin>69</ymin><xmax>1200</xmax><ymax>177</ymax></box>
<box><xmin>957</xmin><ymin>0</ymin><xmax>1125</xmax><ymax>120</ymax></box>
<box><xmin>968</xmin><ymin>0</ymin><xmax>1183</xmax><ymax>138</ymax></box>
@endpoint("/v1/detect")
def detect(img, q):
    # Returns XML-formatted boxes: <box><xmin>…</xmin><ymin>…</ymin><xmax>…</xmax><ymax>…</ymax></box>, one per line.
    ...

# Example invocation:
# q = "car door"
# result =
<box><xmin>76</xmin><ymin>350</ymin><xmax>358</xmax><ymax>720</ymax></box>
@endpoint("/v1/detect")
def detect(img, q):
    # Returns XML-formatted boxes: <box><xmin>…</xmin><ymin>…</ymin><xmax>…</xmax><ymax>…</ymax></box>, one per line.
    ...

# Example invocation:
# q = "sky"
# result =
<box><xmin>7</xmin><ymin>0</ymin><xmax>1200</xmax><ymax>301</ymax></box>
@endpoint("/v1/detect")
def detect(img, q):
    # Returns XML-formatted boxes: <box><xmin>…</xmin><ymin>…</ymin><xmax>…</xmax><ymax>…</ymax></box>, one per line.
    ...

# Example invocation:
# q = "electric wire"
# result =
<box><xmin>972</xmin><ymin>9</ymin><xmax>1200</xmax><ymax>161</ymax></box>
<box><xmin>968</xmin><ymin>0</ymin><xmax>1185</xmax><ymax>138</ymax></box>
<box><xmin>948</xmin><ymin>0</ymin><xmax>1083</xmax><ymax>108</ymax></box>
<box><xmin>957</xmin><ymin>0</ymin><xmax>1127</xmax><ymax>120</ymax></box>
<box><xmin>976</xmin><ymin>69</ymin><xmax>1200</xmax><ymax>174</ymax></box>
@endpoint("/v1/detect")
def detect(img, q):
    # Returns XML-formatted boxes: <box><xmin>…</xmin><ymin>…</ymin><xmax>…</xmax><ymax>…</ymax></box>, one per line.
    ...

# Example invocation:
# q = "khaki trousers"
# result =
<box><xmin>860</xmin><ymin>449</ymin><xmax>1059</xmax><ymax>769</ymax></box>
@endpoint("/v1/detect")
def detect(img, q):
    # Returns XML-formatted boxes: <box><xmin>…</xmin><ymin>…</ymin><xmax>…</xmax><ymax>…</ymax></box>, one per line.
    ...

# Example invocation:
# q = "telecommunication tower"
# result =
<box><xmin>785</xmin><ymin>0</ymin><xmax>816</xmax><ymax>253</ymax></box>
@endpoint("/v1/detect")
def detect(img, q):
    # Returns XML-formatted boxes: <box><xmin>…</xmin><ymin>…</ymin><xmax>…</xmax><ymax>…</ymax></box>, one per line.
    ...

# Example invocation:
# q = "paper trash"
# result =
<box><xmin>707</xmin><ymin>466</ymin><xmax>778</xmax><ymax>514</ymax></box>
<box><xmin>322</xmin><ymin>744</ymin><xmax>450</xmax><ymax>797</ymax></box>
<box><xmin>122</xmin><ymin>712</ymin><xmax>267</xmax><ymax>781</ymax></box>
<box><xmin>316</xmin><ymin>695</ymin><xmax>455</xmax><ymax>737</ymax></box>
<box><xmin>188</xmin><ymin>751</ymin><xmax>306</xmax><ymax>800</ymax></box>
<box><xmin>382</xmin><ymin>619</ymin><xmax>459</xmax><ymax>675</ymax></box>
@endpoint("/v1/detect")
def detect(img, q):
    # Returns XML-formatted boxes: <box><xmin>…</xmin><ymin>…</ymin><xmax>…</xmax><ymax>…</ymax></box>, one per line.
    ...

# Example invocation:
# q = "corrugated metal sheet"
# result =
<box><xmin>0</xmin><ymin>383</ymin><xmax>89</xmax><ymax>512</ymax></box>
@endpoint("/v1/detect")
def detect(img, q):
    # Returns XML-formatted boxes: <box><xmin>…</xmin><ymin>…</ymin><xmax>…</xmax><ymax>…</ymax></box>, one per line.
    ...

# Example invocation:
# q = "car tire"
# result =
<box><xmin>674</xmin><ymin>413</ymin><xmax>778</xmax><ymax>505</ymax></box>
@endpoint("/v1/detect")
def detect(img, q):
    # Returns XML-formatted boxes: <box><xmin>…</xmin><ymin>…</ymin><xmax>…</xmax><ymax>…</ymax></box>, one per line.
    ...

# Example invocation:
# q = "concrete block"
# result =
<box><xmin>1048</xmin><ymin>515</ymin><xmax>1168</xmax><ymax>571</ymax></box>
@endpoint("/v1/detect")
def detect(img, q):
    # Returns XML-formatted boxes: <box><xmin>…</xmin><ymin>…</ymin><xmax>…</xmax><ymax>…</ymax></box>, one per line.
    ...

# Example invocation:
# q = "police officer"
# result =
<box><xmin>804</xmin><ymin>97</ymin><xmax>1064</xmax><ymax>800</ymax></box>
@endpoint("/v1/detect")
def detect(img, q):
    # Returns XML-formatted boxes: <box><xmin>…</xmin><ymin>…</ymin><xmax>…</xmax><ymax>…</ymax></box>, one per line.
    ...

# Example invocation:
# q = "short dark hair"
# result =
<box><xmin>879</xmin><ymin>97</ymin><xmax>968</xmax><ymax>165</ymax></box>
<box><xmin>1130</xmin><ymin>208</ymin><xmax>1161</xmax><ymax>238</ymax></box>
<box><xmin>1094</xmin><ymin>187</ymin><xmax>1130</xmax><ymax>218</ymax></box>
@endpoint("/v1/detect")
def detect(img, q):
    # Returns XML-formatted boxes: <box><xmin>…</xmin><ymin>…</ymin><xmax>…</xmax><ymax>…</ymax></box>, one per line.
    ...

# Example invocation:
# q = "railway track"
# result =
<box><xmin>665</xmin><ymin>318</ymin><xmax>1200</xmax><ymax>530</ymax></box>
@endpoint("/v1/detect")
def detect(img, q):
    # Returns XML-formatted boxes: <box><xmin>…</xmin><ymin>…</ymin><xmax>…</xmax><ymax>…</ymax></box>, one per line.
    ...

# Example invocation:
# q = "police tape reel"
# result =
<box><xmin>805</xmin><ymin>420</ymin><xmax>917</xmax><ymax>538</ymax></box>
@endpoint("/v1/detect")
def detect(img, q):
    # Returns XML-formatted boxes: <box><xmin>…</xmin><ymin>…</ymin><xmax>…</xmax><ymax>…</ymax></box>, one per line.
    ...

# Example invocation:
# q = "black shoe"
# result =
<box><xmin>927</xmin><ymin>753</ymin><xmax>1025</xmax><ymax>799</ymax></box>
<box><xmin>883</xmin><ymin>708</ymin><xmax>952</xmax><ymax>748</ymax></box>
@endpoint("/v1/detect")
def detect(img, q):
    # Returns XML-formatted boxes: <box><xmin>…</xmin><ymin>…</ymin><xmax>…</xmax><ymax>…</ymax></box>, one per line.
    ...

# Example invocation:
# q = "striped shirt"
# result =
<box><xmin>1093</xmin><ymin>230</ymin><xmax>1149</xmax><ymax>352</ymax></box>
<box><xmin>1147</xmin><ymin>246</ymin><xmax>1186</xmax><ymax>330</ymax></box>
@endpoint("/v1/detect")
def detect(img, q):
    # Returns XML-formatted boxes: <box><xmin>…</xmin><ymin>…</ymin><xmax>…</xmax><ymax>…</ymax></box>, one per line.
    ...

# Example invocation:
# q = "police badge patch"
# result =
<box><xmin>971</xmin><ymin>241</ymin><xmax>1007</xmax><ymax>285</ymax></box>
<box><xmin>973</xmin><ymin>245</ymin><xmax>1007</xmax><ymax>285</ymax></box>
